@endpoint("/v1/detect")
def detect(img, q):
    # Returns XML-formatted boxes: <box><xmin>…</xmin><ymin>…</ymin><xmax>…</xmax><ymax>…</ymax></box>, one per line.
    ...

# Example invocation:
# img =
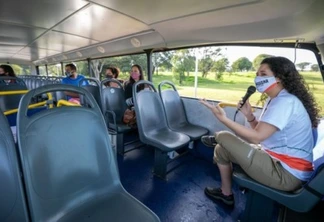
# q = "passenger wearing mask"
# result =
<box><xmin>61</xmin><ymin>63</ymin><xmax>88</xmax><ymax>104</ymax></box>
<box><xmin>104</xmin><ymin>66</ymin><xmax>123</xmax><ymax>88</ymax></box>
<box><xmin>200</xmin><ymin>57</ymin><xmax>320</xmax><ymax>206</ymax></box>
<box><xmin>0</xmin><ymin>64</ymin><xmax>17</xmax><ymax>83</ymax></box>
<box><xmin>124</xmin><ymin>64</ymin><xmax>145</xmax><ymax>106</ymax></box>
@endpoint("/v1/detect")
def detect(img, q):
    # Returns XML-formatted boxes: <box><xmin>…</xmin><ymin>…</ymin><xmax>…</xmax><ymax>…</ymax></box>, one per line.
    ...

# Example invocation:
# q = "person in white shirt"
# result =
<box><xmin>200</xmin><ymin>56</ymin><xmax>321</xmax><ymax>206</ymax></box>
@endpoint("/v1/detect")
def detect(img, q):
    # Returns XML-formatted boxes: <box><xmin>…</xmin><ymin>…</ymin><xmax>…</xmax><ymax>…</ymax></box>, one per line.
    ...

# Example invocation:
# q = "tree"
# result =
<box><xmin>213</xmin><ymin>58</ymin><xmax>229</xmax><ymax>80</ymax></box>
<box><xmin>311</xmin><ymin>64</ymin><xmax>319</xmax><ymax>72</ymax></box>
<box><xmin>231</xmin><ymin>57</ymin><xmax>252</xmax><ymax>72</ymax></box>
<box><xmin>296</xmin><ymin>62</ymin><xmax>311</xmax><ymax>71</ymax></box>
<box><xmin>199</xmin><ymin>47</ymin><xmax>222</xmax><ymax>78</ymax></box>
<box><xmin>252</xmin><ymin>54</ymin><xmax>273</xmax><ymax>70</ymax></box>
<box><xmin>90</xmin><ymin>59</ymin><xmax>105</xmax><ymax>79</ymax></box>
<box><xmin>171</xmin><ymin>49</ymin><xmax>195</xmax><ymax>85</ymax></box>
<box><xmin>152</xmin><ymin>52</ymin><xmax>173</xmax><ymax>75</ymax></box>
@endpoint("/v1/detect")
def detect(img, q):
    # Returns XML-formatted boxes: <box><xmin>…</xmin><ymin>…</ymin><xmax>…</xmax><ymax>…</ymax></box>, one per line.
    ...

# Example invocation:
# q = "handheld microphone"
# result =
<box><xmin>239</xmin><ymin>85</ymin><xmax>256</xmax><ymax>110</ymax></box>
<box><xmin>234</xmin><ymin>85</ymin><xmax>256</xmax><ymax>122</ymax></box>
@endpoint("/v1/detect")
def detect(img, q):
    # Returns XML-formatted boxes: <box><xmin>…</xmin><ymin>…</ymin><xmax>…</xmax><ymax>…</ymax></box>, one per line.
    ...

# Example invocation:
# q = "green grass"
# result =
<box><xmin>119</xmin><ymin>71</ymin><xmax>324</xmax><ymax>115</ymax></box>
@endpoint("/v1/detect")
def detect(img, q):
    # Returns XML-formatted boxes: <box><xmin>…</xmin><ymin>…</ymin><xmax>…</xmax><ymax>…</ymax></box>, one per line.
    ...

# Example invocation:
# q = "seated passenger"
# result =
<box><xmin>0</xmin><ymin>64</ymin><xmax>16</xmax><ymax>83</ymax></box>
<box><xmin>104</xmin><ymin>66</ymin><xmax>123</xmax><ymax>88</ymax></box>
<box><xmin>124</xmin><ymin>64</ymin><xmax>145</xmax><ymax>106</ymax></box>
<box><xmin>200</xmin><ymin>56</ymin><xmax>320</xmax><ymax>206</ymax></box>
<box><xmin>61</xmin><ymin>63</ymin><xmax>88</xmax><ymax>104</ymax></box>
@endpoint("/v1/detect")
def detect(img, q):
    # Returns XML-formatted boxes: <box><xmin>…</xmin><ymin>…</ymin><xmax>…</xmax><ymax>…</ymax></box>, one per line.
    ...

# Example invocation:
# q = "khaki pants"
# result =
<box><xmin>214</xmin><ymin>131</ymin><xmax>302</xmax><ymax>191</ymax></box>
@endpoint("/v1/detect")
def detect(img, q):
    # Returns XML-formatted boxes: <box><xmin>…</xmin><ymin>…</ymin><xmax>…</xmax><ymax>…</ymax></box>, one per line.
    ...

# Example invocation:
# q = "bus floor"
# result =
<box><xmin>117</xmin><ymin>135</ymin><xmax>246</xmax><ymax>222</ymax></box>
<box><xmin>117</xmin><ymin>132</ymin><xmax>324</xmax><ymax>222</ymax></box>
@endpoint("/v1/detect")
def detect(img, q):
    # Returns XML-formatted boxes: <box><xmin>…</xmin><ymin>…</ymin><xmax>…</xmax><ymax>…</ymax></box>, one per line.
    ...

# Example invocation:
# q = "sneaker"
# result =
<box><xmin>204</xmin><ymin>187</ymin><xmax>234</xmax><ymax>206</ymax></box>
<box><xmin>201</xmin><ymin>135</ymin><xmax>217</xmax><ymax>147</ymax></box>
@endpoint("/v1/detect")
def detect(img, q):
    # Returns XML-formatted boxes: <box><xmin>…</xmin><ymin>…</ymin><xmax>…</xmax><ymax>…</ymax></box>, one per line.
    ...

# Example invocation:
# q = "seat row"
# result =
<box><xmin>0</xmin><ymin>84</ymin><xmax>160</xmax><ymax>222</ymax></box>
<box><xmin>4</xmin><ymin>76</ymin><xmax>208</xmax><ymax>179</ymax></box>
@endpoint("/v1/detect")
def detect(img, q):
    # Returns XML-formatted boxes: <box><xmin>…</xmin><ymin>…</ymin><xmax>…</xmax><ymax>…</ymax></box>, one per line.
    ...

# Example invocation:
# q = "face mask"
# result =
<box><xmin>65</xmin><ymin>71</ymin><xmax>73</xmax><ymax>77</ymax></box>
<box><xmin>254</xmin><ymin>76</ymin><xmax>277</xmax><ymax>93</ymax></box>
<box><xmin>106</xmin><ymin>75</ymin><xmax>113</xmax><ymax>79</ymax></box>
<box><xmin>131</xmin><ymin>72</ymin><xmax>140</xmax><ymax>79</ymax></box>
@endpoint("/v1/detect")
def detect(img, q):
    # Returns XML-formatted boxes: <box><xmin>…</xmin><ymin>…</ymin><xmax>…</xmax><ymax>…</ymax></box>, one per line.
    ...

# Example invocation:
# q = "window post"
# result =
<box><xmin>87</xmin><ymin>58</ymin><xmax>92</xmax><ymax>77</ymax></box>
<box><xmin>60</xmin><ymin>62</ymin><xmax>64</xmax><ymax>76</ymax></box>
<box><xmin>45</xmin><ymin>64</ymin><xmax>48</xmax><ymax>77</ymax></box>
<box><xmin>145</xmin><ymin>49</ymin><xmax>153</xmax><ymax>82</ymax></box>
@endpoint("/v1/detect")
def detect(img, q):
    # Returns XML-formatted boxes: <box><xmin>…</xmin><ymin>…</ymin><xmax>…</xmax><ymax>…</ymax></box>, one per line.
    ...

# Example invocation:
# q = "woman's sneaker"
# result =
<box><xmin>201</xmin><ymin>135</ymin><xmax>217</xmax><ymax>147</ymax></box>
<box><xmin>204</xmin><ymin>187</ymin><xmax>234</xmax><ymax>206</ymax></box>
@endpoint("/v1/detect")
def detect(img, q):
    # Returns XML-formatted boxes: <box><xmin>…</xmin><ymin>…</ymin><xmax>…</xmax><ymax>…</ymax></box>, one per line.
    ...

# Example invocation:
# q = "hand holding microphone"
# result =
<box><xmin>235</xmin><ymin>86</ymin><xmax>256</xmax><ymax>116</ymax></box>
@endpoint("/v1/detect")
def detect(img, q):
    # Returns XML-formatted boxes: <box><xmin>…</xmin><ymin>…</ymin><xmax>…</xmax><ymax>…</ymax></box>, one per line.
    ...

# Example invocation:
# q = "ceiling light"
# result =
<box><xmin>131</xmin><ymin>38</ymin><xmax>141</xmax><ymax>47</ymax></box>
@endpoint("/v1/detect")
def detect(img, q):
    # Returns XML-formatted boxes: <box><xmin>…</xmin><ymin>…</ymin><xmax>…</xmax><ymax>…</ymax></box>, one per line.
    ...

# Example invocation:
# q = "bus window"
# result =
<box><xmin>0</xmin><ymin>64</ymin><xmax>32</xmax><ymax>75</ymax></box>
<box><xmin>47</xmin><ymin>64</ymin><xmax>62</xmax><ymax>76</ymax></box>
<box><xmin>152</xmin><ymin>46</ymin><xmax>323</xmax><ymax>116</ymax></box>
<box><xmin>91</xmin><ymin>54</ymin><xmax>147</xmax><ymax>81</ymax></box>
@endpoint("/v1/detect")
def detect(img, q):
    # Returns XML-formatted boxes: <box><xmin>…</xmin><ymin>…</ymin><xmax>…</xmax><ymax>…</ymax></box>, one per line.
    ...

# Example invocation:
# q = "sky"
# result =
<box><xmin>219</xmin><ymin>46</ymin><xmax>318</xmax><ymax>67</ymax></box>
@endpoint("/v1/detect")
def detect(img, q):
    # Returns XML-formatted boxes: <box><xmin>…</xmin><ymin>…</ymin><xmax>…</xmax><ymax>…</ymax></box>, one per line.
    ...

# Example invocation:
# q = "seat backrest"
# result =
<box><xmin>158</xmin><ymin>81</ymin><xmax>188</xmax><ymax>129</ymax></box>
<box><xmin>0</xmin><ymin>77</ymin><xmax>28</xmax><ymax>112</ymax></box>
<box><xmin>133</xmin><ymin>81</ymin><xmax>169</xmax><ymax>141</ymax></box>
<box><xmin>0</xmin><ymin>111</ymin><xmax>29</xmax><ymax>221</ymax></box>
<box><xmin>17</xmin><ymin>84</ymin><xmax>121</xmax><ymax>221</ymax></box>
<box><xmin>101</xmin><ymin>79</ymin><xmax>127</xmax><ymax>124</ymax></box>
<box><xmin>79</xmin><ymin>78</ymin><xmax>102</xmax><ymax>110</ymax></box>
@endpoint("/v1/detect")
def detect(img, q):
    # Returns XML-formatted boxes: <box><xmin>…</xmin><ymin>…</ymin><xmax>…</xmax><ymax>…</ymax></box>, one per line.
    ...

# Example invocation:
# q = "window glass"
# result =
<box><xmin>47</xmin><ymin>64</ymin><xmax>62</xmax><ymax>76</ymax></box>
<box><xmin>0</xmin><ymin>64</ymin><xmax>32</xmax><ymax>75</ymax></box>
<box><xmin>91</xmin><ymin>54</ymin><xmax>147</xmax><ymax>81</ymax></box>
<box><xmin>152</xmin><ymin>46</ymin><xmax>323</xmax><ymax>115</ymax></box>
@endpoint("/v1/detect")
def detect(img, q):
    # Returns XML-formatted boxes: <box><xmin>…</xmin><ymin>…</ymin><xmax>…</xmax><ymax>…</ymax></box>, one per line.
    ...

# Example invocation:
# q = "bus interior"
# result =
<box><xmin>1</xmin><ymin>0</ymin><xmax>324</xmax><ymax>221</ymax></box>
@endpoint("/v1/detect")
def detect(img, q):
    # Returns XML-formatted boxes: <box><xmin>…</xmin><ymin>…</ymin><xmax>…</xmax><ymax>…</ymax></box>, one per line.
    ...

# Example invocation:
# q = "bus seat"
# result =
<box><xmin>0</xmin><ymin>77</ymin><xmax>28</xmax><ymax>112</ymax></box>
<box><xmin>233</xmin><ymin>128</ymin><xmax>324</xmax><ymax>222</ymax></box>
<box><xmin>133</xmin><ymin>80</ymin><xmax>190</xmax><ymax>179</ymax></box>
<box><xmin>0</xmin><ymin>111</ymin><xmax>29</xmax><ymax>221</ymax></box>
<box><xmin>79</xmin><ymin>78</ymin><xmax>102</xmax><ymax>111</ymax></box>
<box><xmin>101</xmin><ymin>78</ymin><xmax>134</xmax><ymax>155</ymax></box>
<box><xmin>17</xmin><ymin>84</ymin><xmax>160</xmax><ymax>222</ymax></box>
<box><xmin>158</xmin><ymin>81</ymin><xmax>208</xmax><ymax>141</ymax></box>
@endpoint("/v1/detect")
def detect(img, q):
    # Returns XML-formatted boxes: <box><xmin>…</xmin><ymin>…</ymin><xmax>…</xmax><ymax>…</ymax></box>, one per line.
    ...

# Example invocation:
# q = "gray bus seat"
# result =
<box><xmin>233</xmin><ymin>128</ymin><xmax>324</xmax><ymax>222</ymax></box>
<box><xmin>79</xmin><ymin>78</ymin><xmax>102</xmax><ymax>111</ymax></box>
<box><xmin>158</xmin><ymin>81</ymin><xmax>208</xmax><ymax>141</ymax></box>
<box><xmin>133</xmin><ymin>80</ymin><xmax>190</xmax><ymax>179</ymax></box>
<box><xmin>0</xmin><ymin>77</ymin><xmax>28</xmax><ymax>112</ymax></box>
<box><xmin>17</xmin><ymin>84</ymin><xmax>160</xmax><ymax>222</ymax></box>
<box><xmin>101</xmin><ymin>78</ymin><xmax>133</xmax><ymax>155</ymax></box>
<box><xmin>0</xmin><ymin>111</ymin><xmax>29</xmax><ymax>221</ymax></box>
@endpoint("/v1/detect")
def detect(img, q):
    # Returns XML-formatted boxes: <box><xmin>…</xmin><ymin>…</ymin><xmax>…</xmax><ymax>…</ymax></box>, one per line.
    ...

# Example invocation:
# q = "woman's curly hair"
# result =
<box><xmin>261</xmin><ymin>56</ymin><xmax>321</xmax><ymax>128</ymax></box>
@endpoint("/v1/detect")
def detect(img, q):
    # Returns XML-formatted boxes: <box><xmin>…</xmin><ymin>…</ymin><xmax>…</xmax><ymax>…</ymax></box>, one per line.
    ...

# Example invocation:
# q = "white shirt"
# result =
<box><xmin>259</xmin><ymin>89</ymin><xmax>314</xmax><ymax>181</ymax></box>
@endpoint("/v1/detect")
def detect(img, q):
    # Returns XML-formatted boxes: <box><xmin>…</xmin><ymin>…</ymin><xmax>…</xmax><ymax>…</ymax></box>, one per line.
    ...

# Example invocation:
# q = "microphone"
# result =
<box><xmin>234</xmin><ymin>85</ymin><xmax>256</xmax><ymax>122</ymax></box>
<box><xmin>238</xmin><ymin>85</ymin><xmax>256</xmax><ymax>110</ymax></box>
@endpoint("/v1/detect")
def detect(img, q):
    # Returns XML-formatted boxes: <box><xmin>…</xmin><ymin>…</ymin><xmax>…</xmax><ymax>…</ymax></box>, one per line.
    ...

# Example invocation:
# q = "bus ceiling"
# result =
<box><xmin>1</xmin><ymin>0</ymin><xmax>324</xmax><ymax>65</ymax></box>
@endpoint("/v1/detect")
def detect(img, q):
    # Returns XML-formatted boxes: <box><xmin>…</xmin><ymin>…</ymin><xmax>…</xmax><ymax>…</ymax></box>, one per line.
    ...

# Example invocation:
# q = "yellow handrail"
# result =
<box><xmin>0</xmin><ymin>90</ymin><xmax>28</xmax><ymax>95</ymax></box>
<box><xmin>4</xmin><ymin>101</ymin><xmax>47</xmax><ymax>115</ymax></box>
<box><xmin>2</xmin><ymin>90</ymin><xmax>53</xmax><ymax>114</ymax></box>
<box><xmin>218</xmin><ymin>102</ymin><xmax>237</xmax><ymax>108</ymax></box>
<box><xmin>57</xmin><ymin>100</ymin><xmax>81</xmax><ymax>107</ymax></box>
<box><xmin>219</xmin><ymin>102</ymin><xmax>255</xmax><ymax>112</ymax></box>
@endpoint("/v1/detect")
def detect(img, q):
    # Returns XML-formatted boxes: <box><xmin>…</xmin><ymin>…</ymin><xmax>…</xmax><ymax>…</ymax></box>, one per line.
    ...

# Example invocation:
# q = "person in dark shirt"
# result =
<box><xmin>0</xmin><ymin>64</ymin><xmax>17</xmax><ymax>84</ymax></box>
<box><xmin>124</xmin><ymin>64</ymin><xmax>145</xmax><ymax>105</ymax></box>
<box><xmin>104</xmin><ymin>66</ymin><xmax>123</xmax><ymax>88</ymax></box>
